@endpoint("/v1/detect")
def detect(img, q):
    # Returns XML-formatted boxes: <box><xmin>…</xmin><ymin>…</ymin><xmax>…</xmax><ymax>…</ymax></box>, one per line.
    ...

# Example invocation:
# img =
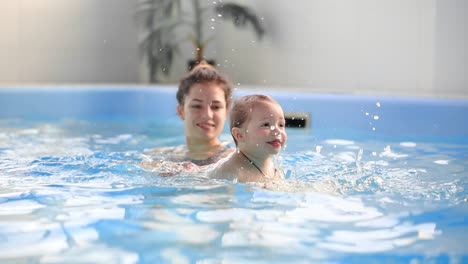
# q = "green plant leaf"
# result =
<box><xmin>215</xmin><ymin>3</ymin><xmax>265</xmax><ymax>39</ymax></box>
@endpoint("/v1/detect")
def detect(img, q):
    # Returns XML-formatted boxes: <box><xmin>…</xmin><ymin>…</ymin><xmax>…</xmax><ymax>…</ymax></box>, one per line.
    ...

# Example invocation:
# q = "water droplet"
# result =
<box><xmin>357</xmin><ymin>148</ymin><xmax>363</xmax><ymax>162</ymax></box>
<box><xmin>372</xmin><ymin>152</ymin><xmax>377</xmax><ymax>156</ymax></box>
<box><xmin>372</xmin><ymin>127</ymin><xmax>376</xmax><ymax>131</ymax></box>
<box><xmin>211</xmin><ymin>26</ymin><xmax>215</xmax><ymax>30</ymax></box>
<box><xmin>316</xmin><ymin>145</ymin><xmax>323</xmax><ymax>154</ymax></box>
<box><xmin>373</xmin><ymin>115</ymin><xmax>379</xmax><ymax>120</ymax></box>
<box><xmin>217</xmin><ymin>14</ymin><xmax>222</xmax><ymax>17</ymax></box>
<box><xmin>270</xmin><ymin>125</ymin><xmax>275</xmax><ymax>130</ymax></box>
<box><xmin>365</xmin><ymin>112</ymin><xmax>369</xmax><ymax>116</ymax></box>
<box><xmin>291</xmin><ymin>117</ymin><xmax>295</xmax><ymax>120</ymax></box>
<box><xmin>211</xmin><ymin>18</ymin><xmax>215</xmax><ymax>22</ymax></box>
<box><xmin>376</xmin><ymin>102</ymin><xmax>381</xmax><ymax>107</ymax></box>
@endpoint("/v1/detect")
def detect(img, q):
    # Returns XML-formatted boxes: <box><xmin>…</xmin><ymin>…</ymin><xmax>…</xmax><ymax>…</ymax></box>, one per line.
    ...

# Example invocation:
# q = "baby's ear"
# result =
<box><xmin>231</xmin><ymin>127</ymin><xmax>243</xmax><ymax>142</ymax></box>
<box><xmin>176</xmin><ymin>104</ymin><xmax>184</xmax><ymax>120</ymax></box>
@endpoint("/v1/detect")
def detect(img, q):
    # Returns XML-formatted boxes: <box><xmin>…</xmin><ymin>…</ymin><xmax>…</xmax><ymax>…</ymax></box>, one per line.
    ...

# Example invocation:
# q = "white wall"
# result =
<box><xmin>0</xmin><ymin>0</ymin><xmax>466</xmax><ymax>98</ymax></box>
<box><xmin>214</xmin><ymin>0</ymin><xmax>437</xmax><ymax>96</ymax></box>
<box><xmin>168</xmin><ymin>0</ymin><xmax>465</xmax><ymax>98</ymax></box>
<box><xmin>434</xmin><ymin>0</ymin><xmax>468</xmax><ymax>98</ymax></box>
<box><xmin>0</xmin><ymin>0</ymin><xmax>139</xmax><ymax>83</ymax></box>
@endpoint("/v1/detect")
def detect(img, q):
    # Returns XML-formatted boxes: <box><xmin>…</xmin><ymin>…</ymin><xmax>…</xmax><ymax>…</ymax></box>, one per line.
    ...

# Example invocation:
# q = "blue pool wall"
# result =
<box><xmin>0</xmin><ymin>86</ymin><xmax>467</xmax><ymax>140</ymax></box>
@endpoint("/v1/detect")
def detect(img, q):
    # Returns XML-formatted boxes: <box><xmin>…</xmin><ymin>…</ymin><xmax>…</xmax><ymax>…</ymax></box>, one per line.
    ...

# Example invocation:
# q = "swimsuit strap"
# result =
<box><xmin>238</xmin><ymin>150</ymin><xmax>276</xmax><ymax>179</ymax></box>
<box><xmin>189</xmin><ymin>144</ymin><xmax>229</xmax><ymax>166</ymax></box>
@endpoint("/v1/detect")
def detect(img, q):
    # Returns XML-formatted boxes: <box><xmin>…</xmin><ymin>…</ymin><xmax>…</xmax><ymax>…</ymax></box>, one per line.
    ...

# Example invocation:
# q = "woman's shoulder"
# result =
<box><xmin>146</xmin><ymin>144</ymin><xmax>185</xmax><ymax>152</ymax></box>
<box><xmin>145</xmin><ymin>146</ymin><xmax>170</xmax><ymax>154</ymax></box>
<box><xmin>144</xmin><ymin>142</ymin><xmax>234</xmax><ymax>166</ymax></box>
<box><xmin>144</xmin><ymin>145</ymin><xmax>186</xmax><ymax>160</ymax></box>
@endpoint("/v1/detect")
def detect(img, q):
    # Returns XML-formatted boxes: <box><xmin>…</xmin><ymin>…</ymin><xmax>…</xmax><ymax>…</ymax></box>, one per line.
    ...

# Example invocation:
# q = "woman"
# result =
<box><xmin>145</xmin><ymin>61</ymin><xmax>234</xmax><ymax>169</ymax></box>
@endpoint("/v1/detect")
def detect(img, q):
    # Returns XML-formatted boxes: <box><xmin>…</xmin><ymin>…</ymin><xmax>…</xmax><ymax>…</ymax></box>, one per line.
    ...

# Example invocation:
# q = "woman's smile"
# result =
<box><xmin>197</xmin><ymin>122</ymin><xmax>216</xmax><ymax>131</ymax></box>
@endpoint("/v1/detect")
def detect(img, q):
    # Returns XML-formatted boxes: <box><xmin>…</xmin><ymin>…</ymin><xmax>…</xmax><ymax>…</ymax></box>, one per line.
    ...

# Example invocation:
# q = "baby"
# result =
<box><xmin>209</xmin><ymin>94</ymin><xmax>287</xmax><ymax>183</ymax></box>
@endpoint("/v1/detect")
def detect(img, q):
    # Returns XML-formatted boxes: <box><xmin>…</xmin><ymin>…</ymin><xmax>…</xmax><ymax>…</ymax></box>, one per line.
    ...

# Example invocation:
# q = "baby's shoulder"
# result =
<box><xmin>205</xmin><ymin>155</ymin><xmax>238</xmax><ymax>181</ymax></box>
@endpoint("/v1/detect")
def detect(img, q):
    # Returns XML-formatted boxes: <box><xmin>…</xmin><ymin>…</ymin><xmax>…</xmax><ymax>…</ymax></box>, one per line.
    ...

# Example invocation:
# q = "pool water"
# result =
<box><xmin>1</xmin><ymin>116</ymin><xmax>466</xmax><ymax>264</ymax></box>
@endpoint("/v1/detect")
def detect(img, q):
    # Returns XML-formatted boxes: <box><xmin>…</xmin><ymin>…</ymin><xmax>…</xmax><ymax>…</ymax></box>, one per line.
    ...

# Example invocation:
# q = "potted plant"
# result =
<box><xmin>137</xmin><ymin>0</ymin><xmax>265</xmax><ymax>82</ymax></box>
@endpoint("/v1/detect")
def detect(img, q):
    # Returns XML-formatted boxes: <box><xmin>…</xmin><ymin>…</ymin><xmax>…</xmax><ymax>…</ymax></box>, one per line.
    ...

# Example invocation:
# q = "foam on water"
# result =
<box><xmin>0</xmin><ymin>119</ymin><xmax>467</xmax><ymax>263</ymax></box>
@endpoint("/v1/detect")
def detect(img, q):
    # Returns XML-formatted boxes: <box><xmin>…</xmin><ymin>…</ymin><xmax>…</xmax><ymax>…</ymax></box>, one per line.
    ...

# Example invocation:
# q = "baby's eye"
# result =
<box><xmin>262</xmin><ymin>122</ymin><xmax>270</xmax><ymax>127</ymax></box>
<box><xmin>279</xmin><ymin>123</ymin><xmax>285</xmax><ymax>128</ymax></box>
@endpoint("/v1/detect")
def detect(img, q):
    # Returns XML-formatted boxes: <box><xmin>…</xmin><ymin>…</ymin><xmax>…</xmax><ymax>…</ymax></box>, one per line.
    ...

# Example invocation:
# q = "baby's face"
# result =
<box><xmin>242</xmin><ymin>101</ymin><xmax>287</xmax><ymax>155</ymax></box>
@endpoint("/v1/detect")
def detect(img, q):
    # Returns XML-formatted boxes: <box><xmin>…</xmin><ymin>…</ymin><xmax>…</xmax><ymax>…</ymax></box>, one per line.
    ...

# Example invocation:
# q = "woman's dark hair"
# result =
<box><xmin>176</xmin><ymin>61</ymin><xmax>232</xmax><ymax>108</ymax></box>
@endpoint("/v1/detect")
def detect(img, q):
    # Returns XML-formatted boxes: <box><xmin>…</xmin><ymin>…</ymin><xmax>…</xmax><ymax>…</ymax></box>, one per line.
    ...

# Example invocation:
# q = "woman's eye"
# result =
<box><xmin>212</xmin><ymin>105</ymin><xmax>221</xmax><ymax>110</ymax></box>
<box><xmin>191</xmin><ymin>105</ymin><xmax>201</xmax><ymax>109</ymax></box>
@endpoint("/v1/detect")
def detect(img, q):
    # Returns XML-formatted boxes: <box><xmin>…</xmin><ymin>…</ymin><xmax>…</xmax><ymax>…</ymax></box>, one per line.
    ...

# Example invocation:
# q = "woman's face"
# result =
<box><xmin>177</xmin><ymin>82</ymin><xmax>228</xmax><ymax>142</ymax></box>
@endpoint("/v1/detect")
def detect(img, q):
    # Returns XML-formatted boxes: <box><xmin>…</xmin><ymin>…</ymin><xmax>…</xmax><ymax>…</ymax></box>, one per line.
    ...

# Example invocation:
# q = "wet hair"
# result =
<box><xmin>176</xmin><ymin>61</ymin><xmax>232</xmax><ymax>108</ymax></box>
<box><xmin>230</xmin><ymin>94</ymin><xmax>279</xmax><ymax>145</ymax></box>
